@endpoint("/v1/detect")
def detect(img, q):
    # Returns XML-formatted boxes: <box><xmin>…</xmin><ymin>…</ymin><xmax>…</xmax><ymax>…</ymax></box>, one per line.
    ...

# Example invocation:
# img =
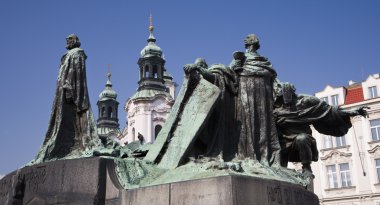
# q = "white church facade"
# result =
<box><xmin>122</xmin><ymin>16</ymin><xmax>176</xmax><ymax>144</ymax></box>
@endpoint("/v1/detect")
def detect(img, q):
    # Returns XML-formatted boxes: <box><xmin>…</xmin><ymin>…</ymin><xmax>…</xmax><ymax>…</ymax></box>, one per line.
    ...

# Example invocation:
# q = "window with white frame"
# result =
<box><xmin>369</xmin><ymin>86</ymin><xmax>378</xmax><ymax>99</ymax></box>
<box><xmin>326</xmin><ymin>163</ymin><xmax>352</xmax><ymax>189</ymax></box>
<box><xmin>335</xmin><ymin>136</ymin><xmax>347</xmax><ymax>147</ymax></box>
<box><xmin>331</xmin><ymin>94</ymin><xmax>339</xmax><ymax>106</ymax></box>
<box><xmin>321</xmin><ymin>97</ymin><xmax>328</xmax><ymax>104</ymax></box>
<box><xmin>375</xmin><ymin>159</ymin><xmax>380</xmax><ymax>182</ymax></box>
<box><xmin>323</xmin><ymin>135</ymin><xmax>346</xmax><ymax>149</ymax></box>
<box><xmin>339</xmin><ymin>163</ymin><xmax>352</xmax><ymax>187</ymax></box>
<box><xmin>370</xmin><ymin>119</ymin><xmax>380</xmax><ymax>141</ymax></box>
<box><xmin>324</xmin><ymin>136</ymin><xmax>333</xmax><ymax>149</ymax></box>
<box><xmin>327</xmin><ymin>165</ymin><xmax>338</xmax><ymax>188</ymax></box>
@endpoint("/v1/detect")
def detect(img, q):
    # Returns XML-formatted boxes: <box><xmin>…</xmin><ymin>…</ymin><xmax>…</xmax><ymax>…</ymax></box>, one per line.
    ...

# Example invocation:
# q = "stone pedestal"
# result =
<box><xmin>121</xmin><ymin>175</ymin><xmax>319</xmax><ymax>205</ymax></box>
<box><xmin>0</xmin><ymin>158</ymin><xmax>319</xmax><ymax>205</ymax></box>
<box><xmin>0</xmin><ymin>157</ymin><xmax>122</xmax><ymax>205</ymax></box>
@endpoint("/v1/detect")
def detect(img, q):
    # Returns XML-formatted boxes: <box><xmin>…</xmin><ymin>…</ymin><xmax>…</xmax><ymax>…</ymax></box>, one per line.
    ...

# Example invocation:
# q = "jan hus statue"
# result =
<box><xmin>33</xmin><ymin>34</ymin><xmax>100</xmax><ymax>163</ymax></box>
<box><xmin>145</xmin><ymin>34</ymin><xmax>281</xmax><ymax>168</ymax></box>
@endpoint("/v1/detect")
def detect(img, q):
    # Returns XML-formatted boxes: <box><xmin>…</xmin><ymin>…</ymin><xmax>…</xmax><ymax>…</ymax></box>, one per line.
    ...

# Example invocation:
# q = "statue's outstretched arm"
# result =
<box><xmin>339</xmin><ymin>106</ymin><xmax>370</xmax><ymax>118</ymax></box>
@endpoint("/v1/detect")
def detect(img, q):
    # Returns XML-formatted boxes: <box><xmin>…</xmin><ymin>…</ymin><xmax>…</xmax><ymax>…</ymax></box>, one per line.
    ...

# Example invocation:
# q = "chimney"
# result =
<box><xmin>348</xmin><ymin>80</ymin><xmax>356</xmax><ymax>85</ymax></box>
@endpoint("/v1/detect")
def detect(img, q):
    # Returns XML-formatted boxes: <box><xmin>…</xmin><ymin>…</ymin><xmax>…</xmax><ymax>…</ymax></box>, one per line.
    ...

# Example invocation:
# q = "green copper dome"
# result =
<box><xmin>99</xmin><ymin>73</ymin><xmax>117</xmax><ymax>101</ymax></box>
<box><xmin>129</xmin><ymin>89</ymin><xmax>173</xmax><ymax>102</ymax></box>
<box><xmin>140</xmin><ymin>33</ymin><xmax>163</xmax><ymax>58</ymax></box>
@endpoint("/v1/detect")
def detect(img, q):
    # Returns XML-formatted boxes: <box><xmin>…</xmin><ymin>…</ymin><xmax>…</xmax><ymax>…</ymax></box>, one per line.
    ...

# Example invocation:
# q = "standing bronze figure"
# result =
<box><xmin>229</xmin><ymin>34</ymin><xmax>280</xmax><ymax>165</ymax></box>
<box><xmin>33</xmin><ymin>34</ymin><xmax>99</xmax><ymax>163</ymax></box>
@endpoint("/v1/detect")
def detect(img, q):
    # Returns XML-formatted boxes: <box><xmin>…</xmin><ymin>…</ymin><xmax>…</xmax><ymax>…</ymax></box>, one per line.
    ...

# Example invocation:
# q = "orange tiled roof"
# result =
<box><xmin>345</xmin><ymin>86</ymin><xmax>364</xmax><ymax>105</ymax></box>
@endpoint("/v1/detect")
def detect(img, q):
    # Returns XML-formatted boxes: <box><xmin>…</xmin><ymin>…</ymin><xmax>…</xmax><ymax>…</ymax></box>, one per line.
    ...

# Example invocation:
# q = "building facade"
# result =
<box><xmin>123</xmin><ymin>17</ymin><xmax>175</xmax><ymax>144</ymax></box>
<box><xmin>311</xmin><ymin>74</ymin><xmax>380</xmax><ymax>204</ymax></box>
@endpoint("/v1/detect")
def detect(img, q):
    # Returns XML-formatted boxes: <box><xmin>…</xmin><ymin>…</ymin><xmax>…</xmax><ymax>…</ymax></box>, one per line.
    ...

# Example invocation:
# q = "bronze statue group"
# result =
<box><xmin>182</xmin><ymin>34</ymin><xmax>368</xmax><ymax>175</ymax></box>
<box><xmin>32</xmin><ymin>34</ymin><xmax>368</xmax><ymax>180</ymax></box>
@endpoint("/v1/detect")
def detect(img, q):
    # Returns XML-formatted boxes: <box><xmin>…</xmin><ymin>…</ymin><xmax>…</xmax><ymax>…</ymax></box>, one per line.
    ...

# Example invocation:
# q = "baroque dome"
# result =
<box><xmin>140</xmin><ymin>33</ymin><xmax>163</xmax><ymax>58</ymax></box>
<box><xmin>99</xmin><ymin>74</ymin><xmax>117</xmax><ymax>100</ymax></box>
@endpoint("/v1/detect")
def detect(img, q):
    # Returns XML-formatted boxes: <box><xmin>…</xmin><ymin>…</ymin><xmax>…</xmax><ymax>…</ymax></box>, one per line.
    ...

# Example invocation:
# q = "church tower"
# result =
<box><xmin>97</xmin><ymin>66</ymin><xmax>120</xmax><ymax>143</ymax></box>
<box><xmin>124</xmin><ymin>15</ymin><xmax>176</xmax><ymax>144</ymax></box>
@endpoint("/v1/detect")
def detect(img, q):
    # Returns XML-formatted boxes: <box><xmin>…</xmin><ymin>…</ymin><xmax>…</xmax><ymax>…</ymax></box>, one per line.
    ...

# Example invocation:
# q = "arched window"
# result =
<box><xmin>154</xmin><ymin>125</ymin><xmax>162</xmax><ymax>140</ymax></box>
<box><xmin>132</xmin><ymin>128</ymin><xmax>135</xmax><ymax>141</ymax></box>
<box><xmin>144</xmin><ymin>65</ymin><xmax>149</xmax><ymax>78</ymax></box>
<box><xmin>101</xmin><ymin>107</ymin><xmax>106</xmax><ymax>117</ymax></box>
<box><xmin>108</xmin><ymin>107</ymin><xmax>112</xmax><ymax>118</ymax></box>
<box><xmin>153</xmin><ymin>65</ymin><xmax>158</xmax><ymax>78</ymax></box>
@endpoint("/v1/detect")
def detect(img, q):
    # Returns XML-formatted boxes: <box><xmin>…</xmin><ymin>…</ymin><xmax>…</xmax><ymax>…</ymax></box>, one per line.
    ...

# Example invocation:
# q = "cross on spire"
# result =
<box><xmin>147</xmin><ymin>13</ymin><xmax>156</xmax><ymax>42</ymax></box>
<box><xmin>149</xmin><ymin>13</ymin><xmax>154</xmax><ymax>32</ymax></box>
<box><xmin>107</xmin><ymin>64</ymin><xmax>111</xmax><ymax>80</ymax></box>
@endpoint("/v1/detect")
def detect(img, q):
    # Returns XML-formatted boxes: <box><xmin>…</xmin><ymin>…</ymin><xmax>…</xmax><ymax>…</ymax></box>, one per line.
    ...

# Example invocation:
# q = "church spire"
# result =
<box><xmin>106</xmin><ymin>64</ymin><xmax>112</xmax><ymax>87</ymax></box>
<box><xmin>147</xmin><ymin>13</ymin><xmax>156</xmax><ymax>43</ymax></box>
<box><xmin>149</xmin><ymin>13</ymin><xmax>154</xmax><ymax>32</ymax></box>
<box><xmin>137</xmin><ymin>15</ymin><xmax>166</xmax><ymax>91</ymax></box>
<box><xmin>99</xmin><ymin>65</ymin><xmax>117</xmax><ymax>100</ymax></box>
<box><xmin>97</xmin><ymin>65</ymin><xmax>120</xmax><ymax>142</ymax></box>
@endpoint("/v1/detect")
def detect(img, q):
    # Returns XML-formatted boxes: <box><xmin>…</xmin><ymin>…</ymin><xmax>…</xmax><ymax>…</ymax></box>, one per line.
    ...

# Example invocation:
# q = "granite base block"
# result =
<box><xmin>122</xmin><ymin>175</ymin><xmax>319</xmax><ymax>205</ymax></box>
<box><xmin>0</xmin><ymin>158</ymin><xmax>319</xmax><ymax>205</ymax></box>
<box><xmin>0</xmin><ymin>157</ymin><xmax>122</xmax><ymax>205</ymax></box>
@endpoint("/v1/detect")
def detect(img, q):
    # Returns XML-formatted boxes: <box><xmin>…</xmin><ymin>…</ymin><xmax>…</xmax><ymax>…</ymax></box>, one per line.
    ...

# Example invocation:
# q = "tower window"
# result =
<box><xmin>155</xmin><ymin>125</ymin><xmax>162</xmax><ymax>140</ymax></box>
<box><xmin>101</xmin><ymin>107</ymin><xmax>106</xmax><ymax>117</ymax></box>
<box><xmin>108</xmin><ymin>107</ymin><xmax>112</xmax><ymax>118</ymax></box>
<box><xmin>132</xmin><ymin>127</ymin><xmax>135</xmax><ymax>141</ymax></box>
<box><xmin>144</xmin><ymin>65</ymin><xmax>149</xmax><ymax>78</ymax></box>
<box><xmin>153</xmin><ymin>65</ymin><xmax>158</xmax><ymax>78</ymax></box>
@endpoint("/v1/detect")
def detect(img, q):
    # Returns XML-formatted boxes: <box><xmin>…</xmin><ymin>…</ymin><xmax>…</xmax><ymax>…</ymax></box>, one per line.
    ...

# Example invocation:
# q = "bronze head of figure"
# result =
<box><xmin>281</xmin><ymin>83</ymin><xmax>297</xmax><ymax>106</ymax></box>
<box><xmin>244</xmin><ymin>34</ymin><xmax>260</xmax><ymax>52</ymax></box>
<box><xmin>194</xmin><ymin>58</ymin><xmax>208</xmax><ymax>69</ymax></box>
<box><xmin>66</xmin><ymin>34</ymin><xmax>81</xmax><ymax>50</ymax></box>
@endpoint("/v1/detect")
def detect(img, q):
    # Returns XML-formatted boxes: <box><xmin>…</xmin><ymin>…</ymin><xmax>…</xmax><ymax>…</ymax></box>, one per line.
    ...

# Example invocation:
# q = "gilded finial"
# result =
<box><xmin>149</xmin><ymin>13</ymin><xmax>154</xmax><ymax>32</ymax></box>
<box><xmin>107</xmin><ymin>64</ymin><xmax>111</xmax><ymax>80</ymax></box>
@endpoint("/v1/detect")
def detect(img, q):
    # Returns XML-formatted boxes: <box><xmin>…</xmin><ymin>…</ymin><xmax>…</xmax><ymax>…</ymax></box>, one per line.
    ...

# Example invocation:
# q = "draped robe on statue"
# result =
<box><xmin>233</xmin><ymin>52</ymin><xmax>280</xmax><ymax>165</ymax></box>
<box><xmin>275</xmin><ymin>94</ymin><xmax>353</xmax><ymax>163</ymax></box>
<box><xmin>33</xmin><ymin>48</ymin><xmax>99</xmax><ymax>163</ymax></box>
<box><xmin>145</xmin><ymin>52</ymin><xmax>281</xmax><ymax>168</ymax></box>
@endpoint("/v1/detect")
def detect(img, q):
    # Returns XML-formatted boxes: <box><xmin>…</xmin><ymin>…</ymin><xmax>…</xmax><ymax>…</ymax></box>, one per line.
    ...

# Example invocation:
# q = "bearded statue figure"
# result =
<box><xmin>33</xmin><ymin>34</ymin><xmax>100</xmax><ymax>163</ymax></box>
<box><xmin>228</xmin><ymin>34</ymin><xmax>280</xmax><ymax>165</ymax></box>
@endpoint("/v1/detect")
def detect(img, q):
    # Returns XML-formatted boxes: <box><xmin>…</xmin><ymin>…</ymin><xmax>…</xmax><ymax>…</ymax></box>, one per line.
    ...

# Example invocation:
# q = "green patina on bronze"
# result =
<box><xmin>112</xmin><ymin>155</ymin><xmax>314</xmax><ymax>190</ymax></box>
<box><xmin>28</xmin><ymin>34</ymin><xmax>371</xmax><ymax>191</ymax></box>
<box><xmin>30</xmin><ymin>34</ymin><xmax>101</xmax><ymax>165</ymax></box>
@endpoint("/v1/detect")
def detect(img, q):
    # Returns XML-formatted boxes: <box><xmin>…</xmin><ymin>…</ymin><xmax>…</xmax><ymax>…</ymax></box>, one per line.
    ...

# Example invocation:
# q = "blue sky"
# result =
<box><xmin>0</xmin><ymin>1</ymin><xmax>379</xmax><ymax>175</ymax></box>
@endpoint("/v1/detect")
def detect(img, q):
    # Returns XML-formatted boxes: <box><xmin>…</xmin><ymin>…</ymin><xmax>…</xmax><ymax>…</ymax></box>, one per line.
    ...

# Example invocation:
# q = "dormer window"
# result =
<box><xmin>369</xmin><ymin>86</ymin><xmax>378</xmax><ymax>99</ymax></box>
<box><xmin>331</xmin><ymin>95</ymin><xmax>339</xmax><ymax>106</ymax></box>
<box><xmin>321</xmin><ymin>97</ymin><xmax>328</xmax><ymax>104</ymax></box>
